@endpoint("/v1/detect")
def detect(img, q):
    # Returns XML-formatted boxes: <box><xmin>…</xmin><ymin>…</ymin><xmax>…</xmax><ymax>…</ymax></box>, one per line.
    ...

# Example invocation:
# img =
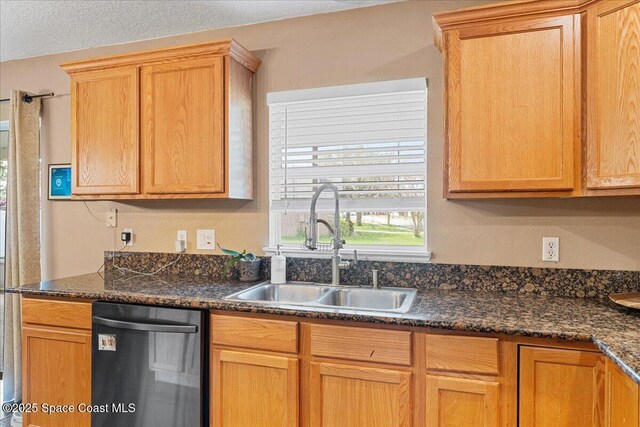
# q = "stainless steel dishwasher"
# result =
<box><xmin>92</xmin><ymin>302</ymin><xmax>207</xmax><ymax>427</ymax></box>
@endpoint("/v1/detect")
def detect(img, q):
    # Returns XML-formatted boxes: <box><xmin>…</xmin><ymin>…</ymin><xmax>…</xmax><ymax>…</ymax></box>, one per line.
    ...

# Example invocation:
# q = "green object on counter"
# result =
<box><xmin>218</xmin><ymin>244</ymin><xmax>258</xmax><ymax>278</ymax></box>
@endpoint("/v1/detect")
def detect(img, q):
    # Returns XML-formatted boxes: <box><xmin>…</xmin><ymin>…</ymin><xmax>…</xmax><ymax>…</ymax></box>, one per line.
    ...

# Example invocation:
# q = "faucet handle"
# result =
<box><xmin>371</xmin><ymin>269</ymin><xmax>379</xmax><ymax>289</ymax></box>
<box><xmin>352</xmin><ymin>249</ymin><xmax>358</xmax><ymax>265</ymax></box>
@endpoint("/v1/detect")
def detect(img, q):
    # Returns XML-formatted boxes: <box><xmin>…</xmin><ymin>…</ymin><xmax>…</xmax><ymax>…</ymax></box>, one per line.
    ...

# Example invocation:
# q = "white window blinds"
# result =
<box><xmin>268</xmin><ymin>78</ymin><xmax>427</xmax><ymax>213</ymax></box>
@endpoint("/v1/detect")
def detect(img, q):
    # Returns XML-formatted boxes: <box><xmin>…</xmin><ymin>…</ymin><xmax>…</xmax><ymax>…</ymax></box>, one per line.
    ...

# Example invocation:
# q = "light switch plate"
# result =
<box><xmin>197</xmin><ymin>229</ymin><xmax>216</xmax><ymax>250</ymax></box>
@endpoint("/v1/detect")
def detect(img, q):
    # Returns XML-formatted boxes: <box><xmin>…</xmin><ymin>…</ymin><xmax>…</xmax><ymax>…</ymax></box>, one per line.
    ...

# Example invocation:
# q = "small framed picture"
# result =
<box><xmin>48</xmin><ymin>164</ymin><xmax>72</xmax><ymax>200</ymax></box>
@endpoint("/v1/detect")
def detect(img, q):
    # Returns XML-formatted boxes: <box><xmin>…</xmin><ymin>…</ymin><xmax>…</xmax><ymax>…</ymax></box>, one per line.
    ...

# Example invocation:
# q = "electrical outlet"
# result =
<box><xmin>122</xmin><ymin>228</ymin><xmax>134</xmax><ymax>247</ymax></box>
<box><xmin>106</xmin><ymin>209</ymin><xmax>117</xmax><ymax>227</ymax></box>
<box><xmin>176</xmin><ymin>230</ymin><xmax>188</xmax><ymax>253</ymax></box>
<box><xmin>542</xmin><ymin>237</ymin><xmax>559</xmax><ymax>262</ymax></box>
<box><xmin>197</xmin><ymin>229</ymin><xmax>216</xmax><ymax>250</ymax></box>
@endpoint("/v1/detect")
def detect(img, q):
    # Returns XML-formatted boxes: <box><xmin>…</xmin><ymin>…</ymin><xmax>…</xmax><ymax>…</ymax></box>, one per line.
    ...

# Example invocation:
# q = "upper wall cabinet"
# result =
<box><xmin>141</xmin><ymin>57</ymin><xmax>225</xmax><ymax>195</ymax></box>
<box><xmin>61</xmin><ymin>39</ymin><xmax>260</xmax><ymax>200</ymax></box>
<box><xmin>71</xmin><ymin>67</ymin><xmax>140</xmax><ymax>195</ymax></box>
<box><xmin>433</xmin><ymin>0</ymin><xmax>640</xmax><ymax>199</ymax></box>
<box><xmin>446</xmin><ymin>16</ymin><xmax>578</xmax><ymax>197</ymax></box>
<box><xmin>585</xmin><ymin>0</ymin><xmax>640</xmax><ymax>194</ymax></box>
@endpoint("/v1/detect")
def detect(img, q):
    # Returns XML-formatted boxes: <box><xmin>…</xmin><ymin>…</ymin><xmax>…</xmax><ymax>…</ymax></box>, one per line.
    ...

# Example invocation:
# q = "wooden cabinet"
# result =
<box><xmin>424</xmin><ymin>334</ymin><xmax>499</xmax><ymax>375</ymax></box>
<box><xmin>211</xmin><ymin>350</ymin><xmax>298</xmax><ymax>427</ymax></box>
<box><xmin>307</xmin><ymin>324</ymin><xmax>413</xmax><ymax>426</ymax></box>
<box><xmin>519</xmin><ymin>346</ymin><xmax>605</xmax><ymax>427</ymax></box>
<box><xmin>71</xmin><ymin>67</ymin><xmax>139</xmax><ymax>195</ymax></box>
<box><xmin>437</xmin><ymin>12</ymin><xmax>579</xmax><ymax>198</ymax></box>
<box><xmin>585</xmin><ymin>0</ymin><xmax>640</xmax><ymax>194</ymax></box>
<box><xmin>433</xmin><ymin>0</ymin><xmax>640</xmax><ymax>199</ymax></box>
<box><xmin>211</xmin><ymin>314</ymin><xmax>298</xmax><ymax>354</ymax></box>
<box><xmin>309</xmin><ymin>324</ymin><xmax>412</xmax><ymax>366</ymax></box>
<box><xmin>141</xmin><ymin>57</ymin><xmax>225</xmax><ymax>195</ymax></box>
<box><xmin>62</xmin><ymin>39</ymin><xmax>260</xmax><ymax>200</ymax></box>
<box><xmin>422</xmin><ymin>334</ymin><xmax>507</xmax><ymax>427</ymax></box>
<box><xmin>210</xmin><ymin>316</ymin><xmax>416</xmax><ymax>427</ymax></box>
<box><xmin>210</xmin><ymin>314</ymin><xmax>299</xmax><ymax>427</ymax></box>
<box><xmin>425</xmin><ymin>375</ymin><xmax>499</xmax><ymax>427</ymax></box>
<box><xmin>309</xmin><ymin>362</ymin><xmax>412</xmax><ymax>427</ymax></box>
<box><xmin>21</xmin><ymin>297</ymin><xmax>92</xmax><ymax>427</ymax></box>
<box><xmin>23</xmin><ymin>303</ymin><xmax>640</xmax><ymax>427</ymax></box>
<box><xmin>604</xmin><ymin>359</ymin><xmax>639</xmax><ymax>427</ymax></box>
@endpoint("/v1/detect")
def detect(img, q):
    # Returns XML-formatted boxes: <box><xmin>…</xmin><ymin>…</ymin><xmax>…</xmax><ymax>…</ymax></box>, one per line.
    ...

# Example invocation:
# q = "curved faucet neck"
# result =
<box><xmin>310</xmin><ymin>183</ymin><xmax>340</xmax><ymax>213</ymax></box>
<box><xmin>308</xmin><ymin>183</ymin><xmax>341</xmax><ymax>250</ymax></box>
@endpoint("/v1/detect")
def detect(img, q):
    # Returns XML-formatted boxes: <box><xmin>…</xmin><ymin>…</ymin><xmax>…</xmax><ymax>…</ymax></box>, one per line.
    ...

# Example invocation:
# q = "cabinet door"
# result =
<box><xmin>71</xmin><ymin>67</ymin><xmax>139</xmax><ymax>195</ymax></box>
<box><xmin>425</xmin><ymin>375</ymin><xmax>499</xmax><ymax>427</ymax></box>
<box><xmin>519</xmin><ymin>346</ymin><xmax>604</xmax><ymax>427</ymax></box>
<box><xmin>211</xmin><ymin>349</ymin><xmax>298</xmax><ymax>427</ymax></box>
<box><xmin>446</xmin><ymin>16</ymin><xmax>577</xmax><ymax>194</ymax></box>
<box><xmin>604</xmin><ymin>359</ymin><xmax>639</xmax><ymax>427</ymax></box>
<box><xmin>141</xmin><ymin>56</ymin><xmax>225</xmax><ymax>194</ymax></box>
<box><xmin>22</xmin><ymin>326</ymin><xmax>91</xmax><ymax>427</ymax></box>
<box><xmin>309</xmin><ymin>361</ymin><xmax>412</xmax><ymax>427</ymax></box>
<box><xmin>585</xmin><ymin>0</ymin><xmax>640</xmax><ymax>191</ymax></box>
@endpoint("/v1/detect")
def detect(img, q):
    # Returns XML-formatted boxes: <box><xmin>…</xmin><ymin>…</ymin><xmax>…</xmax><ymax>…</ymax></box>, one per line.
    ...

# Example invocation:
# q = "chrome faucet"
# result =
<box><xmin>304</xmin><ymin>183</ymin><xmax>357</xmax><ymax>286</ymax></box>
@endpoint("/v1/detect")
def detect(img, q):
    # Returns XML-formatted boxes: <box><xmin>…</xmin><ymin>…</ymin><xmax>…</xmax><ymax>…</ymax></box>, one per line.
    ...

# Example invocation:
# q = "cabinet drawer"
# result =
<box><xmin>22</xmin><ymin>297</ymin><xmax>92</xmax><ymax>330</ymax></box>
<box><xmin>425</xmin><ymin>334</ymin><xmax>499</xmax><ymax>375</ymax></box>
<box><xmin>310</xmin><ymin>324</ymin><xmax>412</xmax><ymax>366</ymax></box>
<box><xmin>211</xmin><ymin>315</ymin><xmax>298</xmax><ymax>354</ymax></box>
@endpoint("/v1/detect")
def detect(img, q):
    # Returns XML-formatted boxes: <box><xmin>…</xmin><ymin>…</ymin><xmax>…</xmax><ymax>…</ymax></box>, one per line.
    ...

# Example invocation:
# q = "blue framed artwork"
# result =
<box><xmin>48</xmin><ymin>164</ymin><xmax>72</xmax><ymax>200</ymax></box>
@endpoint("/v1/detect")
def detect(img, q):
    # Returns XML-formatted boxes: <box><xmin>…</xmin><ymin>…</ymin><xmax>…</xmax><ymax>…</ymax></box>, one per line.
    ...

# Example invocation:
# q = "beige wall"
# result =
<box><xmin>1</xmin><ymin>1</ymin><xmax>639</xmax><ymax>280</ymax></box>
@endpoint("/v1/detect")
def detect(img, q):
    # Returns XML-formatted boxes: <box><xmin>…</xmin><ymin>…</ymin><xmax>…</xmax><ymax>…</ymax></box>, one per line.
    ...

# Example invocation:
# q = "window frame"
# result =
<box><xmin>265</xmin><ymin>79</ymin><xmax>431</xmax><ymax>263</ymax></box>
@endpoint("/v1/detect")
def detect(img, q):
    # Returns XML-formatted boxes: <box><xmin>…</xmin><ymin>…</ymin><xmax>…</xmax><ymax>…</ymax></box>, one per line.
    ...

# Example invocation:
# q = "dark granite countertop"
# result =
<box><xmin>7</xmin><ymin>272</ymin><xmax>640</xmax><ymax>384</ymax></box>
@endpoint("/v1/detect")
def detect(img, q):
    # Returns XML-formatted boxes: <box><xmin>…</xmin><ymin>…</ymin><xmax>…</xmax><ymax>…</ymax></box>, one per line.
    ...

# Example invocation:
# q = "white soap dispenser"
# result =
<box><xmin>271</xmin><ymin>244</ymin><xmax>287</xmax><ymax>284</ymax></box>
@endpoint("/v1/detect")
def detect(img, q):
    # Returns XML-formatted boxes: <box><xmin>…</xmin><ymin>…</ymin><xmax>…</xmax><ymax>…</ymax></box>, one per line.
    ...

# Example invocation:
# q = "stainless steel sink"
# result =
<box><xmin>316</xmin><ymin>287</ymin><xmax>416</xmax><ymax>313</ymax></box>
<box><xmin>225</xmin><ymin>281</ymin><xmax>416</xmax><ymax>314</ymax></box>
<box><xmin>226</xmin><ymin>281</ymin><xmax>332</xmax><ymax>304</ymax></box>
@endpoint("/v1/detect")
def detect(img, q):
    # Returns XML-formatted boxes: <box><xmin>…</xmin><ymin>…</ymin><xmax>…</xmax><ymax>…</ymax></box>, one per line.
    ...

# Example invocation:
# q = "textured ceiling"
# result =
<box><xmin>0</xmin><ymin>0</ymin><xmax>395</xmax><ymax>61</ymax></box>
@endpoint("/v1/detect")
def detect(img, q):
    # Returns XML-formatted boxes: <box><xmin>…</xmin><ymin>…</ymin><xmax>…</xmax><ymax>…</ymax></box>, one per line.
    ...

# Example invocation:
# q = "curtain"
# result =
<box><xmin>3</xmin><ymin>90</ymin><xmax>41</xmax><ymax>403</ymax></box>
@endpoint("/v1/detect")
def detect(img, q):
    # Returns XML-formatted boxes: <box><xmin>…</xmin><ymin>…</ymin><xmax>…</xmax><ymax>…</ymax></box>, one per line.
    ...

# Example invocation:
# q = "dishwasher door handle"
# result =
<box><xmin>93</xmin><ymin>316</ymin><xmax>198</xmax><ymax>333</ymax></box>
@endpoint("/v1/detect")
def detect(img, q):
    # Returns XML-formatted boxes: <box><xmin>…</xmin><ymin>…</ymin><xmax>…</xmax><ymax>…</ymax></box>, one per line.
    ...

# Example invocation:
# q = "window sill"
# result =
<box><xmin>262</xmin><ymin>247</ymin><xmax>431</xmax><ymax>263</ymax></box>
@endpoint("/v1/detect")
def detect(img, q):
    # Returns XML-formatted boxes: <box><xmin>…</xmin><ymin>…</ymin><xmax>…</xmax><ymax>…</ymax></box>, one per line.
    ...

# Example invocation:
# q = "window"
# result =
<box><xmin>266</xmin><ymin>79</ymin><xmax>429</xmax><ymax>262</ymax></box>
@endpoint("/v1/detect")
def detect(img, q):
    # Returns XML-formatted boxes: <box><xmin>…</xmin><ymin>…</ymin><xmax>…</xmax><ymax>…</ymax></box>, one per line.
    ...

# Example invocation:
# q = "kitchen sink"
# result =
<box><xmin>226</xmin><ymin>281</ymin><xmax>416</xmax><ymax>313</ymax></box>
<box><xmin>226</xmin><ymin>282</ymin><xmax>332</xmax><ymax>304</ymax></box>
<box><xmin>315</xmin><ymin>287</ymin><xmax>416</xmax><ymax>313</ymax></box>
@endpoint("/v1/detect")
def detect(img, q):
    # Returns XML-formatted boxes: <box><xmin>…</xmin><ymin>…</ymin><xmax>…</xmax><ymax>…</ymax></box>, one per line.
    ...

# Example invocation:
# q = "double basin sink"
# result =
<box><xmin>225</xmin><ymin>281</ymin><xmax>417</xmax><ymax>313</ymax></box>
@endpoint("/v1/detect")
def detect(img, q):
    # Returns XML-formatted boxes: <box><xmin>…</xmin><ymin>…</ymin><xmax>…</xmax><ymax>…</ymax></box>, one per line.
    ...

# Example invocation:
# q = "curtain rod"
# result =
<box><xmin>0</xmin><ymin>92</ymin><xmax>55</xmax><ymax>103</ymax></box>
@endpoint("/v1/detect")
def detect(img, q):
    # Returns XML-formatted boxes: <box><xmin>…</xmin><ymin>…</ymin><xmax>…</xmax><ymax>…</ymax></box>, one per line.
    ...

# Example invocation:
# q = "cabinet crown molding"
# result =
<box><xmin>60</xmin><ymin>38</ymin><xmax>261</xmax><ymax>74</ymax></box>
<box><xmin>432</xmin><ymin>0</ymin><xmax>600</xmax><ymax>51</ymax></box>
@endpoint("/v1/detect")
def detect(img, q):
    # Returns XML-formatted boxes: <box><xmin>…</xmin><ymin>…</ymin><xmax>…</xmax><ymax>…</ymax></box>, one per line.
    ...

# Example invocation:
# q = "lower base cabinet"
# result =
<box><xmin>519</xmin><ymin>346</ymin><xmax>605</xmax><ymax>427</ymax></box>
<box><xmin>425</xmin><ymin>375</ymin><xmax>499</xmax><ymax>427</ymax></box>
<box><xmin>604</xmin><ymin>359</ymin><xmax>639</xmax><ymax>427</ymax></box>
<box><xmin>211</xmin><ymin>349</ymin><xmax>298</xmax><ymax>427</ymax></box>
<box><xmin>21</xmin><ymin>298</ymin><xmax>92</xmax><ymax>427</ymax></box>
<box><xmin>22</xmin><ymin>327</ymin><xmax>91</xmax><ymax>427</ymax></box>
<box><xmin>21</xmin><ymin>306</ymin><xmax>640</xmax><ymax>427</ymax></box>
<box><xmin>309</xmin><ymin>362</ymin><xmax>412</xmax><ymax>427</ymax></box>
